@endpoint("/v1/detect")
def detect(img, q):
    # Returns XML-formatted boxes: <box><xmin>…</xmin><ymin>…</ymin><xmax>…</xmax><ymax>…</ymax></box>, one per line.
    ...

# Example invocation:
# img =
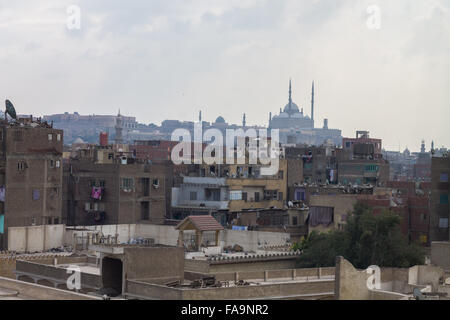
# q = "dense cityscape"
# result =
<box><xmin>0</xmin><ymin>1</ymin><xmax>449</xmax><ymax>310</ymax></box>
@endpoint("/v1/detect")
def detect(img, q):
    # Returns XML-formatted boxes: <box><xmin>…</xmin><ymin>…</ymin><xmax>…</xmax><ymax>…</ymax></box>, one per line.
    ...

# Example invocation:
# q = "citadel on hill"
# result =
<box><xmin>42</xmin><ymin>80</ymin><xmax>342</xmax><ymax>147</ymax></box>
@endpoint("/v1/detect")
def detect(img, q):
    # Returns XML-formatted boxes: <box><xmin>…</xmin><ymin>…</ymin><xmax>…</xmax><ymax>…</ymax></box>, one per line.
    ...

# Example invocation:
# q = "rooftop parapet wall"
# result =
<box><xmin>335</xmin><ymin>256</ymin><xmax>446</xmax><ymax>300</ymax></box>
<box><xmin>0</xmin><ymin>276</ymin><xmax>100</xmax><ymax>300</ymax></box>
<box><xmin>14</xmin><ymin>259</ymin><xmax>101</xmax><ymax>291</ymax></box>
<box><xmin>0</xmin><ymin>252</ymin><xmax>75</xmax><ymax>278</ymax></box>
<box><xmin>185</xmin><ymin>267</ymin><xmax>335</xmax><ymax>282</ymax></box>
<box><xmin>125</xmin><ymin>278</ymin><xmax>335</xmax><ymax>300</ymax></box>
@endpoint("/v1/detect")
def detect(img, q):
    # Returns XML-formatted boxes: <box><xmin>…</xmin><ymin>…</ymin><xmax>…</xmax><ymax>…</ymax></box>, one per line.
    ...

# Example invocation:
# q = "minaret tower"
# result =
<box><xmin>115</xmin><ymin>109</ymin><xmax>123</xmax><ymax>144</ymax></box>
<box><xmin>288</xmin><ymin>79</ymin><xmax>293</xmax><ymax>110</ymax></box>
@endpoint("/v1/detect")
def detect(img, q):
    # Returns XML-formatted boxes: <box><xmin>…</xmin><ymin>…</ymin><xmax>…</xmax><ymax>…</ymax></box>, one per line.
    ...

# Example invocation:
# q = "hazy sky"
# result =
<box><xmin>1</xmin><ymin>0</ymin><xmax>449</xmax><ymax>152</ymax></box>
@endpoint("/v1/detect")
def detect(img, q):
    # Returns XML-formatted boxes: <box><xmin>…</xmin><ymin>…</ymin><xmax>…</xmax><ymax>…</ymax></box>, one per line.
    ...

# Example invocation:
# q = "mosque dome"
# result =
<box><xmin>283</xmin><ymin>102</ymin><xmax>300</xmax><ymax>114</ymax></box>
<box><xmin>215</xmin><ymin>116</ymin><xmax>226</xmax><ymax>124</ymax></box>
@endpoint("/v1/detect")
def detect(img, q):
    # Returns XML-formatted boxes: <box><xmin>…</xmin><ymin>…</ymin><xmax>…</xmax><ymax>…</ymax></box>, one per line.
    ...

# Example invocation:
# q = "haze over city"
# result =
<box><xmin>1</xmin><ymin>0</ymin><xmax>449</xmax><ymax>151</ymax></box>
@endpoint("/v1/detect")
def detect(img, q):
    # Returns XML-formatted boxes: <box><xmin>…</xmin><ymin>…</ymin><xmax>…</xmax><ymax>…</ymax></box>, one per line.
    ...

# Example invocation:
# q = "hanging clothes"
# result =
<box><xmin>91</xmin><ymin>187</ymin><xmax>102</xmax><ymax>200</ymax></box>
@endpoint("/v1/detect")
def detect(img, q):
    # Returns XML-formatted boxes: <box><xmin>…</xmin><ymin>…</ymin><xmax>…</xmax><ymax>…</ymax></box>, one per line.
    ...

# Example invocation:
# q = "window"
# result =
<box><xmin>439</xmin><ymin>218</ymin><xmax>449</xmax><ymax>229</ymax></box>
<box><xmin>122</xmin><ymin>178</ymin><xmax>134</xmax><ymax>190</ymax></box>
<box><xmin>440</xmin><ymin>173</ymin><xmax>449</xmax><ymax>183</ymax></box>
<box><xmin>278</xmin><ymin>171</ymin><xmax>284</xmax><ymax>179</ymax></box>
<box><xmin>242</xmin><ymin>192</ymin><xmax>248</xmax><ymax>202</ymax></box>
<box><xmin>48</xmin><ymin>133</ymin><xmax>53</xmax><ymax>141</ymax></box>
<box><xmin>18</xmin><ymin>161</ymin><xmax>26</xmax><ymax>171</ymax></box>
<box><xmin>295</xmin><ymin>189</ymin><xmax>306</xmax><ymax>201</ymax></box>
<box><xmin>190</xmin><ymin>191</ymin><xmax>197</xmax><ymax>201</ymax></box>
<box><xmin>99</xmin><ymin>180</ymin><xmax>106</xmax><ymax>188</ymax></box>
<box><xmin>230</xmin><ymin>190</ymin><xmax>242</xmax><ymax>201</ymax></box>
<box><xmin>345</xmin><ymin>142</ymin><xmax>351</xmax><ymax>148</ymax></box>
<box><xmin>254</xmin><ymin>192</ymin><xmax>260</xmax><ymax>202</ymax></box>
<box><xmin>278</xmin><ymin>192</ymin><xmax>283</xmax><ymax>201</ymax></box>
<box><xmin>264</xmin><ymin>190</ymin><xmax>275</xmax><ymax>200</ymax></box>
<box><xmin>304</xmin><ymin>163</ymin><xmax>313</xmax><ymax>170</ymax></box>
<box><xmin>292</xmin><ymin>216</ymin><xmax>298</xmax><ymax>226</ymax></box>
<box><xmin>153</xmin><ymin>179</ymin><xmax>159</xmax><ymax>187</ymax></box>
<box><xmin>55</xmin><ymin>160</ymin><xmax>61</xmax><ymax>168</ymax></box>
<box><xmin>141</xmin><ymin>202</ymin><xmax>150</xmax><ymax>220</ymax></box>
<box><xmin>273</xmin><ymin>191</ymin><xmax>278</xmax><ymax>200</ymax></box>
<box><xmin>365</xmin><ymin>165</ymin><xmax>379</xmax><ymax>172</ymax></box>
<box><xmin>56</xmin><ymin>134</ymin><xmax>61</xmax><ymax>141</ymax></box>
<box><xmin>49</xmin><ymin>160</ymin><xmax>55</xmax><ymax>168</ymax></box>
<box><xmin>440</xmin><ymin>194</ymin><xmax>449</xmax><ymax>205</ymax></box>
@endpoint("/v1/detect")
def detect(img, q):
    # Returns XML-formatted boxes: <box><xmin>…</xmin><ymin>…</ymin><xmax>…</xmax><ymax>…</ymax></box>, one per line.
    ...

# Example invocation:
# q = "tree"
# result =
<box><xmin>297</xmin><ymin>202</ymin><xmax>425</xmax><ymax>269</ymax></box>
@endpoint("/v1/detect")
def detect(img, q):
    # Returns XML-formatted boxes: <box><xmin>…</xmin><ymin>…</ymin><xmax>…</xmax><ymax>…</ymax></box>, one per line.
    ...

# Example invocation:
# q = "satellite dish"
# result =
<box><xmin>5</xmin><ymin>100</ymin><xmax>17</xmax><ymax>120</ymax></box>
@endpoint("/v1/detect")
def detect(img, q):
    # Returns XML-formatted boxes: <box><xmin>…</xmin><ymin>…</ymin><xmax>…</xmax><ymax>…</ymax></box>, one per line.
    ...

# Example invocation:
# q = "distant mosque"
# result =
<box><xmin>270</xmin><ymin>80</ymin><xmax>314</xmax><ymax>130</ymax></box>
<box><xmin>269</xmin><ymin>80</ymin><xmax>342</xmax><ymax>146</ymax></box>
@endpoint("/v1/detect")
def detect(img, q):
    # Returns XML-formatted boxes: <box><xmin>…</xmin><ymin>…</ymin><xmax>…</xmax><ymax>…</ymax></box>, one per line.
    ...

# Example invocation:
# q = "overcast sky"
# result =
<box><xmin>1</xmin><ymin>0</ymin><xmax>449</xmax><ymax>152</ymax></box>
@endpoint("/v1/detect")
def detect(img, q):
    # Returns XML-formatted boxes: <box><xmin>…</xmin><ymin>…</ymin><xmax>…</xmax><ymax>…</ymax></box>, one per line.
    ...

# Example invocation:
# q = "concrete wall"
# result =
<box><xmin>0</xmin><ymin>254</ymin><xmax>91</xmax><ymax>279</ymax></box>
<box><xmin>9</xmin><ymin>223</ymin><xmax>291</xmax><ymax>253</ymax></box>
<box><xmin>8</xmin><ymin>225</ymin><xmax>65</xmax><ymax>252</ymax></box>
<box><xmin>431</xmin><ymin>241</ymin><xmax>450</xmax><ymax>270</ymax></box>
<box><xmin>335</xmin><ymin>256</ymin><xmax>445</xmax><ymax>300</ymax></box>
<box><xmin>123</xmin><ymin>247</ymin><xmax>185</xmax><ymax>281</ymax></box>
<box><xmin>125</xmin><ymin>278</ymin><xmax>334</xmax><ymax>300</ymax></box>
<box><xmin>0</xmin><ymin>276</ymin><xmax>99</xmax><ymax>300</ymax></box>
<box><xmin>185</xmin><ymin>267</ymin><xmax>335</xmax><ymax>282</ymax></box>
<box><xmin>136</xmin><ymin>224</ymin><xmax>179</xmax><ymax>246</ymax></box>
<box><xmin>15</xmin><ymin>259</ymin><xmax>101</xmax><ymax>291</ymax></box>
<box><xmin>220</xmin><ymin>229</ymin><xmax>290</xmax><ymax>252</ymax></box>
<box><xmin>184</xmin><ymin>256</ymin><xmax>299</xmax><ymax>274</ymax></box>
<box><xmin>309</xmin><ymin>195</ymin><xmax>357</xmax><ymax>233</ymax></box>
<box><xmin>335</xmin><ymin>256</ymin><xmax>372</xmax><ymax>300</ymax></box>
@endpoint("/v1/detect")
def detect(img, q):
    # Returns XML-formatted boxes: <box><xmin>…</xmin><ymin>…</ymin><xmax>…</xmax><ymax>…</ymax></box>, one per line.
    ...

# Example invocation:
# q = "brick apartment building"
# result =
<box><xmin>338</xmin><ymin>131</ymin><xmax>389</xmax><ymax>186</ymax></box>
<box><xmin>430</xmin><ymin>157</ymin><xmax>450</xmax><ymax>242</ymax></box>
<box><xmin>63</xmin><ymin>159</ymin><xmax>173</xmax><ymax>226</ymax></box>
<box><xmin>0</xmin><ymin>118</ymin><xmax>63</xmax><ymax>249</ymax></box>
